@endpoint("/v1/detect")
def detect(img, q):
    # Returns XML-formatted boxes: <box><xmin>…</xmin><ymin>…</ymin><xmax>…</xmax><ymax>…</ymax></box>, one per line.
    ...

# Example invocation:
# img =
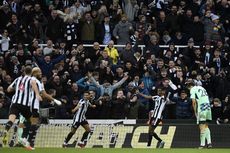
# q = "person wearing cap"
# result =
<box><xmin>203</xmin><ymin>12</ymin><xmax>225</xmax><ymax>42</ymax></box>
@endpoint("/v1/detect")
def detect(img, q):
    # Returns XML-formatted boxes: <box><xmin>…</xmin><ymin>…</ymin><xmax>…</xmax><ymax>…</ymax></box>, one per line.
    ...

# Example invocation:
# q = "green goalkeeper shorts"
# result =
<box><xmin>197</xmin><ymin>110</ymin><xmax>212</xmax><ymax>124</ymax></box>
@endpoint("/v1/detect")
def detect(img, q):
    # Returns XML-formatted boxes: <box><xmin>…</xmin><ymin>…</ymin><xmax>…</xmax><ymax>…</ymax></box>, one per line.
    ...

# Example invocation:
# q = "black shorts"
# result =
<box><xmin>72</xmin><ymin>120</ymin><xmax>88</xmax><ymax>129</ymax></box>
<box><xmin>31</xmin><ymin>109</ymin><xmax>40</xmax><ymax>118</ymax></box>
<box><xmin>9</xmin><ymin>103</ymin><xmax>32</xmax><ymax>119</ymax></box>
<box><xmin>150</xmin><ymin>118</ymin><xmax>161</xmax><ymax>128</ymax></box>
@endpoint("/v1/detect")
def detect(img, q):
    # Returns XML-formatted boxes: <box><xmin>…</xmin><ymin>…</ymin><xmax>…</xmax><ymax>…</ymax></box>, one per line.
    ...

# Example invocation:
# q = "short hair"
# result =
<box><xmin>83</xmin><ymin>91</ymin><xmax>90</xmax><ymax>94</ymax></box>
<box><xmin>32</xmin><ymin>67</ymin><xmax>41</xmax><ymax>76</ymax></box>
<box><xmin>186</xmin><ymin>81</ymin><xmax>195</xmax><ymax>88</ymax></box>
<box><xmin>24</xmin><ymin>65</ymin><xmax>32</xmax><ymax>75</ymax></box>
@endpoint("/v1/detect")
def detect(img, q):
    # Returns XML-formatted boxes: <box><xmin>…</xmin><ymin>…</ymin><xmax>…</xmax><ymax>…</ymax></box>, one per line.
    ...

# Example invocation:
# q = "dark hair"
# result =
<box><xmin>84</xmin><ymin>91</ymin><xmax>90</xmax><ymax>94</ymax></box>
<box><xmin>186</xmin><ymin>81</ymin><xmax>195</xmax><ymax>88</ymax></box>
<box><xmin>24</xmin><ymin>65</ymin><xmax>32</xmax><ymax>75</ymax></box>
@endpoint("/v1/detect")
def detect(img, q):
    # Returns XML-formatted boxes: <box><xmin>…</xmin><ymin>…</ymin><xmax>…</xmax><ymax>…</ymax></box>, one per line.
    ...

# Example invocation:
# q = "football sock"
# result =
<box><xmin>147</xmin><ymin>133</ymin><xmax>153</xmax><ymax>146</ymax></box>
<box><xmin>200</xmin><ymin>131</ymin><xmax>206</xmax><ymax>146</ymax></box>
<box><xmin>5</xmin><ymin>121</ymin><xmax>13</xmax><ymax>131</ymax></box>
<box><xmin>65</xmin><ymin>132</ymin><xmax>75</xmax><ymax>143</ymax></box>
<box><xmin>205</xmin><ymin>128</ymin><xmax>211</xmax><ymax>144</ymax></box>
<box><xmin>153</xmin><ymin>132</ymin><xmax>162</xmax><ymax>142</ymax></box>
<box><xmin>81</xmin><ymin>131</ymin><xmax>90</xmax><ymax>142</ymax></box>
<box><xmin>22</xmin><ymin>121</ymin><xmax>31</xmax><ymax>139</ymax></box>
<box><xmin>28</xmin><ymin>125</ymin><xmax>39</xmax><ymax>147</ymax></box>
<box><xmin>17</xmin><ymin>127</ymin><xmax>23</xmax><ymax>139</ymax></box>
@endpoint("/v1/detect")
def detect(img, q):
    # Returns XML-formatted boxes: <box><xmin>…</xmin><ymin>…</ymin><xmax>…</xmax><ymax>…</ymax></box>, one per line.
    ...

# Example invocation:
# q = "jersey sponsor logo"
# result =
<box><xmin>19</xmin><ymin>83</ymin><xmax>25</xmax><ymax>91</ymax></box>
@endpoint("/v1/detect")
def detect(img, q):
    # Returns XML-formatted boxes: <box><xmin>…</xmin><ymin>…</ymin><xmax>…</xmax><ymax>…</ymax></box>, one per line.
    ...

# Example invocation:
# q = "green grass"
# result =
<box><xmin>0</xmin><ymin>148</ymin><xmax>230</xmax><ymax>153</ymax></box>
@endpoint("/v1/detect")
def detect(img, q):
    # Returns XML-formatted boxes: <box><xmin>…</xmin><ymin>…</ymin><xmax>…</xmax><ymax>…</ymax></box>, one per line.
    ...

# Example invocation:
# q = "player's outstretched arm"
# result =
<box><xmin>41</xmin><ymin>90</ymin><xmax>62</xmax><ymax>105</ymax></box>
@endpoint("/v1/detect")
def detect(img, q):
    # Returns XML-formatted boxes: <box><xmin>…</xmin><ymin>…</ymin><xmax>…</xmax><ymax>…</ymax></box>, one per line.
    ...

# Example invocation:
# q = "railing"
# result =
<box><xmin>20</xmin><ymin>44</ymin><xmax>201</xmax><ymax>53</ymax></box>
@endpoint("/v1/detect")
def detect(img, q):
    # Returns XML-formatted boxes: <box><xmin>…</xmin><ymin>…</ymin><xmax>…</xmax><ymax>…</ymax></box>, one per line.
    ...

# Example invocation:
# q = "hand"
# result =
<box><xmin>147</xmin><ymin>120</ymin><xmax>150</xmax><ymax>125</ymax></box>
<box><xmin>124</xmin><ymin>72</ymin><xmax>129</xmax><ymax>79</ymax></box>
<box><xmin>37</xmin><ymin>95</ymin><xmax>43</xmax><ymax>101</ymax></box>
<box><xmin>6</xmin><ymin>22</ymin><xmax>12</xmax><ymax>27</ymax></box>
<box><xmin>91</xmin><ymin>105</ymin><xmax>96</xmax><ymax>108</ymax></box>
<box><xmin>53</xmin><ymin>99</ymin><xmax>62</xmax><ymax>106</ymax></box>
<box><xmin>87</xmin><ymin>72</ymin><xmax>92</xmax><ymax>77</ymax></box>
<box><xmin>0</xmin><ymin>103</ymin><xmax>3</xmax><ymax>108</ymax></box>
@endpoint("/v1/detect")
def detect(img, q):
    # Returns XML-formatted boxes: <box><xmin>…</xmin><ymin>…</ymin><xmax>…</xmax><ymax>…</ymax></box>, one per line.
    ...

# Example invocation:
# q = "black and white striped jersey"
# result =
<box><xmin>151</xmin><ymin>95</ymin><xmax>167</xmax><ymax>119</ymax></box>
<box><xmin>30</xmin><ymin>76</ymin><xmax>44</xmax><ymax>110</ymax></box>
<box><xmin>72</xmin><ymin>99</ymin><xmax>90</xmax><ymax>124</ymax></box>
<box><xmin>10</xmin><ymin>75</ymin><xmax>32</xmax><ymax>107</ymax></box>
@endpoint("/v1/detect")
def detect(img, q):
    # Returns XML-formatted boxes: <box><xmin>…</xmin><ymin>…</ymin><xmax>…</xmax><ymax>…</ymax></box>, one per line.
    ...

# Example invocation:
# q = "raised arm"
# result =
<box><xmin>88</xmin><ymin>72</ymin><xmax>101</xmax><ymax>88</ymax></box>
<box><xmin>41</xmin><ymin>90</ymin><xmax>61</xmax><ymax>105</ymax></box>
<box><xmin>137</xmin><ymin>92</ymin><xmax>152</xmax><ymax>99</ymax></box>
<box><xmin>111</xmin><ymin>73</ymin><xmax>129</xmax><ymax>90</ymax></box>
<box><xmin>52</xmin><ymin>54</ymin><xmax>66</xmax><ymax>65</ymax></box>
<box><xmin>76</xmin><ymin>77</ymin><xmax>88</xmax><ymax>88</ymax></box>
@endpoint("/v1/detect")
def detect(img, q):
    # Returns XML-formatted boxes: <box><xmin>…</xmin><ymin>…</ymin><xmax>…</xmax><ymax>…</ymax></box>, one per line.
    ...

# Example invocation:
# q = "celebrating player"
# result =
<box><xmin>2</xmin><ymin>66</ymin><xmax>42</xmax><ymax>149</ymax></box>
<box><xmin>63</xmin><ymin>91</ymin><xmax>96</xmax><ymax>148</ymax></box>
<box><xmin>138</xmin><ymin>87</ymin><xmax>167</xmax><ymax>148</ymax></box>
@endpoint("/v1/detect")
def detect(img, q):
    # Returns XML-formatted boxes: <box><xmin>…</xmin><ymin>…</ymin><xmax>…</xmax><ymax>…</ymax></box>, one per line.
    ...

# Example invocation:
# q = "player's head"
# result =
<box><xmin>186</xmin><ymin>80</ymin><xmax>195</xmax><ymax>90</ymax></box>
<box><xmin>157</xmin><ymin>87</ymin><xmax>166</xmax><ymax>96</ymax></box>
<box><xmin>24</xmin><ymin>65</ymin><xmax>32</xmax><ymax>75</ymax></box>
<box><xmin>83</xmin><ymin>91</ymin><xmax>90</xmax><ymax>100</ymax></box>
<box><xmin>89</xmin><ymin>89</ymin><xmax>96</xmax><ymax>100</ymax></box>
<box><xmin>32</xmin><ymin>67</ymin><xmax>42</xmax><ymax>80</ymax></box>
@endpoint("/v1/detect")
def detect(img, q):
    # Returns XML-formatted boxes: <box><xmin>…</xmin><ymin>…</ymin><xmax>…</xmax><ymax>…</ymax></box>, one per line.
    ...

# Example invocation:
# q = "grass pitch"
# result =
<box><xmin>0</xmin><ymin>148</ymin><xmax>230</xmax><ymax>153</ymax></box>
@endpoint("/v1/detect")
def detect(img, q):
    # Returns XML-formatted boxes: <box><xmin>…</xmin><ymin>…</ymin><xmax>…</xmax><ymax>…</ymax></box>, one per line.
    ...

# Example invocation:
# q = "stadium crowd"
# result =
<box><xmin>0</xmin><ymin>0</ymin><xmax>230</xmax><ymax>123</ymax></box>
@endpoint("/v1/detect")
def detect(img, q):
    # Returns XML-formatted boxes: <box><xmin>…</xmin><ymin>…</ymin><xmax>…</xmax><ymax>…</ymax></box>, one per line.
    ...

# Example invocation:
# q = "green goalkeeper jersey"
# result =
<box><xmin>190</xmin><ymin>85</ymin><xmax>210</xmax><ymax>113</ymax></box>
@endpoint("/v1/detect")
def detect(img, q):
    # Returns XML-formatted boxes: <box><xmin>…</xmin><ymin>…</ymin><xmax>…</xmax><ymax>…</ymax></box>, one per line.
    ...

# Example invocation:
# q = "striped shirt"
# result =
<box><xmin>73</xmin><ymin>99</ymin><xmax>90</xmax><ymax>124</ymax></box>
<box><xmin>10</xmin><ymin>75</ymin><xmax>32</xmax><ymax>106</ymax></box>
<box><xmin>30</xmin><ymin>77</ymin><xmax>44</xmax><ymax>110</ymax></box>
<box><xmin>151</xmin><ymin>95</ymin><xmax>167</xmax><ymax>119</ymax></box>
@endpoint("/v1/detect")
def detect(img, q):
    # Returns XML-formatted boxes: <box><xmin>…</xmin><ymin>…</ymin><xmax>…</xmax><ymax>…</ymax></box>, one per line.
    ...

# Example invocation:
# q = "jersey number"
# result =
<box><xmin>198</xmin><ymin>89</ymin><xmax>208</xmax><ymax>97</ymax></box>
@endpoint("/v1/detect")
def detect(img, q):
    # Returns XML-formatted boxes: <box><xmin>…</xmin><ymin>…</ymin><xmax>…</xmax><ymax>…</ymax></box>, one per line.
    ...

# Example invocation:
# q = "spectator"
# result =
<box><xmin>34</xmin><ymin>53</ymin><xmax>65</xmax><ymax>78</ymax></box>
<box><xmin>169</xmin><ymin>90</ymin><xmax>193</xmax><ymax>119</ymax></box>
<box><xmin>123</xmin><ymin>0</ymin><xmax>139</xmax><ymax>21</ymax></box>
<box><xmin>0</xmin><ymin>4</ymin><xmax>12</xmax><ymax>31</ymax></box>
<box><xmin>46</xmin><ymin>10</ymin><xmax>64</xmax><ymax>43</ymax></box>
<box><xmin>218</xmin><ymin>95</ymin><xmax>230</xmax><ymax>124</ymax></box>
<box><xmin>211</xmin><ymin>98</ymin><xmax>223</xmax><ymax>120</ymax></box>
<box><xmin>119</xmin><ymin>42</ymin><xmax>137</xmax><ymax>66</ymax></box>
<box><xmin>203</xmin><ymin>12</ymin><xmax>225</xmax><ymax>42</ymax></box>
<box><xmin>89</xmin><ymin>71</ymin><xmax>129</xmax><ymax>98</ymax></box>
<box><xmin>111</xmin><ymin>89</ymin><xmax>127</xmax><ymax>119</ymax></box>
<box><xmin>80</xmin><ymin>12</ymin><xmax>96</xmax><ymax>43</ymax></box>
<box><xmin>126</xmin><ymin>87</ymin><xmax>139</xmax><ymax>119</ymax></box>
<box><xmin>63</xmin><ymin>17</ymin><xmax>78</xmax><ymax>48</ymax></box>
<box><xmin>0</xmin><ymin>90</ymin><xmax>10</xmax><ymax>118</ymax></box>
<box><xmin>104</xmin><ymin>40</ymin><xmax>119</xmax><ymax>65</ymax></box>
<box><xmin>97</xmin><ymin>15</ymin><xmax>114</xmax><ymax>45</ymax></box>
<box><xmin>69</xmin><ymin>1</ymin><xmax>91</xmax><ymax>19</ymax></box>
<box><xmin>85</xmin><ymin>42</ymin><xmax>101</xmax><ymax>65</ymax></box>
<box><xmin>113</xmin><ymin>14</ymin><xmax>133</xmax><ymax>45</ymax></box>
<box><xmin>0</xmin><ymin>29</ymin><xmax>11</xmax><ymax>54</ymax></box>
